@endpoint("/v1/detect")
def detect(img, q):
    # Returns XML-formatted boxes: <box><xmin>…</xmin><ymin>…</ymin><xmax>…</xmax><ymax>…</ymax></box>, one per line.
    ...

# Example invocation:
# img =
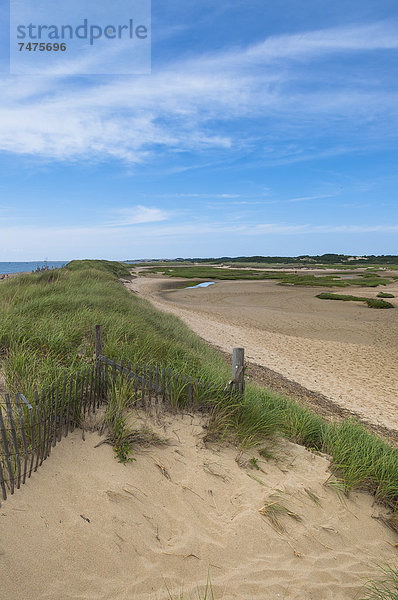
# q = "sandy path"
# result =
<box><xmin>125</xmin><ymin>276</ymin><xmax>398</xmax><ymax>433</ymax></box>
<box><xmin>1</xmin><ymin>413</ymin><xmax>397</xmax><ymax>600</ymax></box>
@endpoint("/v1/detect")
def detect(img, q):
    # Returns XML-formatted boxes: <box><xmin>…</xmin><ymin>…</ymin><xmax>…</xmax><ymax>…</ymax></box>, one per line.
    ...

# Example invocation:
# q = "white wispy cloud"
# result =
<box><xmin>0</xmin><ymin>21</ymin><xmax>397</xmax><ymax>163</ymax></box>
<box><xmin>286</xmin><ymin>194</ymin><xmax>337</xmax><ymax>203</ymax></box>
<box><xmin>208</xmin><ymin>21</ymin><xmax>398</xmax><ymax>69</ymax></box>
<box><xmin>169</xmin><ymin>193</ymin><xmax>242</xmax><ymax>199</ymax></box>
<box><xmin>111</xmin><ymin>205</ymin><xmax>170</xmax><ymax>225</ymax></box>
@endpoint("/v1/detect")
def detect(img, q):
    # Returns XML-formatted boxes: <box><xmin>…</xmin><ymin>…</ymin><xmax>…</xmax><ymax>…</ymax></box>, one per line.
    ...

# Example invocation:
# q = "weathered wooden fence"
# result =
<box><xmin>0</xmin><ymin>326</ymin><xmax>245</xmax><ymax>505</ymax></box>
<box><xmin>97</xmin><ymin>355</ymin><xmax>230</xmax><ymax>412</ymax></box>
<box><xmin>0</xmin><ymin>365</ymin><xmax>103</xmax><ymax>505</ymax></box>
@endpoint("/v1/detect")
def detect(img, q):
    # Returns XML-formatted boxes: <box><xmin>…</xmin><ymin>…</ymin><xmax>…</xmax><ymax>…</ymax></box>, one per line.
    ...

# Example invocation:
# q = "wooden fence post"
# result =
<box><xmin>95</xmin><ymin>325</ymin><xmax>103</xmax><ymax>360</ymax></box>
<box><xmin>232</xmin><ymin>347</ymin><xmax>245</xmax><ymax>395</ymax></box>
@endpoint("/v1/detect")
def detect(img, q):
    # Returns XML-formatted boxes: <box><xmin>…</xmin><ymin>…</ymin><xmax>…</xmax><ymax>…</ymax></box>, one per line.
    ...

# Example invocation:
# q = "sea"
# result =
<box><xmin>0</xmin><ymin>261</ymin><xmax>67</xmax><ymax>275</ymax></box>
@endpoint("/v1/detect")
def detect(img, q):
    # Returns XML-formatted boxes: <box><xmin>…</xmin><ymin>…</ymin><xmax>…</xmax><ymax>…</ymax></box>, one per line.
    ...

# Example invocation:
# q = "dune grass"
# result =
<box><xmin>316</xmin><ymin>292</ymin><xmax>394</xmax><ymax>309</ymax></box>
<box><xmin>156</xmin><ymin>569</ymin><xmax>398</xmax><ymax>600</ymax></box>
<box><xmin>0</xmin><ymin>260</ymin><xmax>397</xmax><ymax>515</ymax></box>
<box><xmin>165</xmin><ymin>576</ymin><xmax>214</xmax><ymax>600</ymax></box>
<box><xmin>0</xmin><ymin>260</ymin><xmax>229</xmax><ymax>394</ymax></box>
<box><xmin>378</xmin><ymin>292</ymin><xmax>395</xmax><ymax>298</ymax></box>
<box><xmin>360</xmin><ymin>564</ymin><xmax>398</xmax><ymax>600</ymax></box>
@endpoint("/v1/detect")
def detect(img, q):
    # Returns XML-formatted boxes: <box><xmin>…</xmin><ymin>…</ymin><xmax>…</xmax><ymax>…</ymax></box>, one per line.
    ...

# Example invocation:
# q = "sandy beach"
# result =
<box><xmin>1</xmin><ymin>411</ymin><xmax>397</xmax><ymax>600</ymax></box>
<box><xmin>125</xmin><ymin>275</ymin><xmax>398</xmax><ymax>434</ymax></box>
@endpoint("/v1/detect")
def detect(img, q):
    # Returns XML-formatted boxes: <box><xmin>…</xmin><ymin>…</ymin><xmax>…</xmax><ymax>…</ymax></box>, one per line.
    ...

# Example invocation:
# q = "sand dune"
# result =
<box><xmin>2</xmin><ymin>273</ymin><xmax>396</xmax><ymax>600</ymax></box>
<box><xmin>126</xmin><ymin>276</ymin><xmax>398</xmax><ymax>433</ymax></box>
<box><xmin>1</xmin><ymin>412</ymin><xmax>397</xmax><ymax>600</ymax></box>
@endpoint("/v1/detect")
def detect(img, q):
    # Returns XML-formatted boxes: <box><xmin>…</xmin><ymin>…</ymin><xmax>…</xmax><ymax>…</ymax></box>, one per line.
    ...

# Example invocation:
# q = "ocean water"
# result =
<box><xmin>0</xmin><ymin>261</ymin><xmax>67</xmax><ymax>275</ymax></box>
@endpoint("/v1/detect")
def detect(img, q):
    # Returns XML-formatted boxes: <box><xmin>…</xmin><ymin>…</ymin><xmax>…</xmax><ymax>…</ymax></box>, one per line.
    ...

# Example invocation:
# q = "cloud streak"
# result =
<box><xmin>111</xmin><ymin>205</ymin><xmax>170</xmax><ymax>225</ymax></box>
<box><xmin>0</xmin><ymin>21</ymin><xmax>397</xmax><ymax>164</ymax></box>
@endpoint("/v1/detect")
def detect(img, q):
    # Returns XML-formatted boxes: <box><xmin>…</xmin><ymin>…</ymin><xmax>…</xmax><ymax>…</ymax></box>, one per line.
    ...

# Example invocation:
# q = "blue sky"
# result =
<box><xmin>0</xmin><ymin>0</ymin><xmax>397</xmax><ymax>260</ymax></box>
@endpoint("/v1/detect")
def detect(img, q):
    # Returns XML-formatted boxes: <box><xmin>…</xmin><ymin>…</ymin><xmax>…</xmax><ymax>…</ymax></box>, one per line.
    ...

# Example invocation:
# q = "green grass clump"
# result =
<box><xmin>166</xmin><ymin>575</ymin><xmax>215</xmax><ymax>600</ymax></box>
<box><xmin>377</xmin><ymin>292</ymin><xmax>395</xmax><ymax>298</ymax></box>
<box><xmin>259</xmin><ymin>492</ymin><xmax>302</xmax><ymax>533</ymax></box>
<box><xmin>323</xmin><ymin>420</ymin><xmax>398</xmax><ymax>500</ymax></box>
<box><xmin>317</xmin><ymin>292</ymin><xmax>364</xmax><ymax>302</ymax></box>
<box><xmin>366</xmin><ymin>298</ymin><xmax>394</xmax><ymax>309</ymax></box>
<box><xmin>317</xmin><ymin>293</ymin><xmax>394</xmax><ymax>309</ymax></box>
<box><xmin>104</xmin><ymin>381</ymin><xmax>136</xmax><ymax>463</ymax></box>
<box><xmin>361</xmin><ymin>564</ymin><xmax>398</xmax><ymax>600</ymax></box>
<box><xmin>234</xmin><ymin>387</ymin><xmax>398</xmax><ymax>511</ymax></box>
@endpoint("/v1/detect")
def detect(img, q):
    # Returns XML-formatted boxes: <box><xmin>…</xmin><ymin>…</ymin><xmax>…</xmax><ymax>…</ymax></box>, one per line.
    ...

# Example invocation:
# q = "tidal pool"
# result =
<box><xmin>185</xmin><ymin>281</ymin><xmax>215</xmax><ymax>289</ymax></box>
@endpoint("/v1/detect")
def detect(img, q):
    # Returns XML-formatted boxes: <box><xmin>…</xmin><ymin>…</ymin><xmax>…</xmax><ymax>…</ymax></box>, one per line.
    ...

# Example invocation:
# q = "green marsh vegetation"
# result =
<box><xmin>0</xmin><ymin>261</ymin><xmax>397</xmax><ymax>518</ymax></box>
<box><xmin>365</xmin><ymin>298</ymin><xmax>394</xmax><ymax>308</ymax></box>
<box><xmin>144</xmin><ymin>265</ymin><xmax>393</xmax><ymax>288</ymax></box>
<box><xmin>316</xmin><ymin>293</ymin><xmax>394</xmax><ymax>309</ymax></box>
<box><xmin>377</xmin><ymin>292</ymin><xmax>395</xmax><ymax>298</ymax></box>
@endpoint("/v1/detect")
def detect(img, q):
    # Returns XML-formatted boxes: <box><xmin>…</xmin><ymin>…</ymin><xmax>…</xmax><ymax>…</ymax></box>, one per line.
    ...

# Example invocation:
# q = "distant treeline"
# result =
<box><xmin>168</xmin><ymin>254</ymin><xmax>398</xmax><ymax>265</ymax></box>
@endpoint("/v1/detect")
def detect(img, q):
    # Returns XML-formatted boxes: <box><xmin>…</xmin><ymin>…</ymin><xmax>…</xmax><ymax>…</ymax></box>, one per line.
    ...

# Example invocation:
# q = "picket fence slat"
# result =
<box><xmin>155</xmin><ymin>366</ymin><xmax>159</xmax><ymax>405</ymax></box>
<box><xmin>0</xmin><ymin>404</ymin><xmax>13</xmax><ymax>495</ymax></box>
<box><xmin>0</xmin><ymin>450</ymin><xmax>6</xmax><ymax>502</ymax></box>
<box><xmin>104</xmin><ymin>360</ymin><xmax>109</xmax><ymax>399</ymax></box>
<box><xmin>66</xmin><ymin>375</ymin><xmax>73</xmax><ymax>437</ymax></box>
<box><xmin>112</xmin><ymin>359</ymin><xmax>116</xmax><ymax>385</ymax></box>
<box><xmin>188</xmin><ymin>376</ymin><xmax>193</xmax><ymax>407</ymax></box>
<box><xmin>15</xmin><ymin>394</ymin><xmax>28</xmax><ymax>485</ymax></box>
<box><xmin>46</xmin><ymin>385</ymin><xmax>53</xmax><ymax>458</ymax></box>
<box><xmin>34</xmin><ymin>391</ymin><xmax>41</xmax><ymax>472</ymax></box>
<box><xmin>80</xmin><ymin>370</ymin><xmax>86</xmax><ymax>418</ymax></box>
<box><xmin>90</xmin><ymin>366</ymin><xmax>95</xmax><ymax>415</ymax></box>
<box><xmin>52</xmin><ymin>380</ymin><xmax>58</xmax><ymax>449</ymax></box>
<box><xmin>21</xmin><ymin>394</ymin><xmax>35</xmax><ymax>479</ymax></box>
<box><xmin>41</xmin><ymin>388</ymin><xmax>49</xmax><ymax>465</ymax></box>
<box><xmin>97</xmin><ymin>362</ymin><xmax>101</xmax><ymax>407</ymax></box>
<box><xmin>120</xmin><ymin>359</ymin><xmax>124</xmax><ymax>386</ymax></box>
<box><xmin>5</xmin><ymin>394</ymin><xmax>21</xmax><ymax>490</ymax></box>
<box><xmin>59</xmin><ymin>376</ymin><xmax>67</xmax><ymax>442</ymax></box>
<box><xmin>45</xmin><ymin>385</ymin><xmax>51</xmax><ymax>458</ymax></box>
<box><xmin>148</xmin><ymin>365</ymin><xmax>153</xmax><ymax>404</ymax></box>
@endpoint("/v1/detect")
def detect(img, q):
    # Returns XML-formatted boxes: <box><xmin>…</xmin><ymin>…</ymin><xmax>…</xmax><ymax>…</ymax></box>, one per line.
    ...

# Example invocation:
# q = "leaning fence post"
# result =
<box><xmin>95</xmin><ymin>325</ymin><xmax>103</xmax><ymax>359</ymax></box>
<box><xmin>232</xmin><ymin>347</ymin><xmax>245</xmax><ymax>396</ymax></box>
